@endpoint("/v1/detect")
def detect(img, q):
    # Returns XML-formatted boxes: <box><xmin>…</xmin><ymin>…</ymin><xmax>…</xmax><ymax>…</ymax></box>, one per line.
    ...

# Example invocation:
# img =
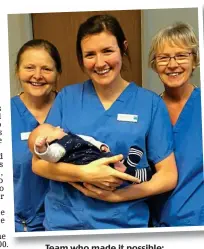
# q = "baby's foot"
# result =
<box><xmin>114</xmin><ymin>161</ymin><xmax>127</xmax><ymax>173</ymax></box>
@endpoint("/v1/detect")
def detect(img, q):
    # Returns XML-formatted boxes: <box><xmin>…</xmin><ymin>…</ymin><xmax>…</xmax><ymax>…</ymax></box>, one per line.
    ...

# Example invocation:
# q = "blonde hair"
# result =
<box><xmin>148</xmin><ymin>22</ymin><xmax>199</xmax><ymax>71</ymax></box>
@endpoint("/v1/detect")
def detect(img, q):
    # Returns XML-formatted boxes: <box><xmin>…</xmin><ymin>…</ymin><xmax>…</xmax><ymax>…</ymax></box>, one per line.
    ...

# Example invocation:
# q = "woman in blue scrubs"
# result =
<box><xmin>32</xmin><ymin>14</ymin><xmax>178</xmax><ymax>230</ymax></box>
<box><xmin>11</xmin><ymin>39</ymin><xmax>62</xmax><ymax>231</ymax></box>
<box><xmin>148</xmin><ymin>22</ymin><xmax>203</xmax><ymax>226</ymax></box>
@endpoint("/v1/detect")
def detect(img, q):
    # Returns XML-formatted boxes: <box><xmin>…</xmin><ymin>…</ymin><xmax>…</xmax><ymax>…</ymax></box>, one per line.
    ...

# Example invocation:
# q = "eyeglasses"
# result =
<box><xmin>155</xmin><ymin>52</ymin><xmax>193</xmax><ymax>66</ymax></box>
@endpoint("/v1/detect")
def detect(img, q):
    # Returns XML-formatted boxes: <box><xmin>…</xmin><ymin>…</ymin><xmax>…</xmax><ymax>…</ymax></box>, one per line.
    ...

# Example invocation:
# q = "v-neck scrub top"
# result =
<box><xmin>44</xmin><ymin>80</ymin><xmax>174</xmax><ymax>230</ymax></box>
<box><xmin>156</xmin><ymin>87</ymin><xmax>204</xmax><ymax>226</ymax></box>
<box><xmin>11</xmin><ymin>96</ymin><xmax>49</xmax><ymax>232</ymax></box>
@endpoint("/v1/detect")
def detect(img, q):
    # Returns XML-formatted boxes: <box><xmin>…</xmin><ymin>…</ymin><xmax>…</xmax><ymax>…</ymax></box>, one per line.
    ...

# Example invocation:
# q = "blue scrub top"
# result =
<box><xmin>152</xmin><ymin>87</ymin><xmax>204</xmax><ymax>226</ymax></box>
<box><xmin>45</xmin><ymin>80</ymin><xmax>174</xmax><ymax>230</ymax></box>
<box><xmin>11</xmin><ymin>95</ymin><xmax>49</xmax><ymax>232</ymax></box>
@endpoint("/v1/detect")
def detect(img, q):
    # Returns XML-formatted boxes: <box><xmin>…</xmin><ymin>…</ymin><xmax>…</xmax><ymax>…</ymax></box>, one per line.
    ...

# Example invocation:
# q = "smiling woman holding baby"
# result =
<box><xmin>32</xmin><ymin>14</ymin><xmax>178</xmax><ymax>230</ymax></box>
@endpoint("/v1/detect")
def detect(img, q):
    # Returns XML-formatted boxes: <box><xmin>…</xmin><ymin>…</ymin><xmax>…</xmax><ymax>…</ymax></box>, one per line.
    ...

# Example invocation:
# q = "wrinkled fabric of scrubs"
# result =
<box><xmin>44</xmin><ymin>80</ymin><xmax>174</xmax><ymax>230</ymax></box>
<box><xmin>152</xmin><ymin>87</ymin><xmax>204</xmax><ymax>226</ymax></box>
<box><xmin>11</xmin><ymin>96</ymin><xmax>49</xmax><ymax>232</ymax></box>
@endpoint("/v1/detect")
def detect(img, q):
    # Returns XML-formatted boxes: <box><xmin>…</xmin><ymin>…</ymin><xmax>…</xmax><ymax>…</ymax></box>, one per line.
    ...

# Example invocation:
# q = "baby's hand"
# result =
<box><xmin>101</xmin><ymin>145</ymin><xmax>110</xmax><ymax>153</ymax></box>
<box><xmin>35</xmin><ymin>136</ymin><xmax>47</xmax><ymax>147</ymax></box>
<box><xmin>35</xmin><ymin>136</ymin><xmax>48</xmax><ymax>153</ymax></box>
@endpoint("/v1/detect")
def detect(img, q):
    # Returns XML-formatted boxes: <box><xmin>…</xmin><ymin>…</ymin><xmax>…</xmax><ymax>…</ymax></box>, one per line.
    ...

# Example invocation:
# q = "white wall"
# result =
<box><xmin>142</xmin><ymin>8</ymin><xmax>200</xmax><ymax>94</ymax></box>
<box><xmin>8</xmin><ymin>14</ymin><xmax>33</xmax><ymax>97</ymax></box>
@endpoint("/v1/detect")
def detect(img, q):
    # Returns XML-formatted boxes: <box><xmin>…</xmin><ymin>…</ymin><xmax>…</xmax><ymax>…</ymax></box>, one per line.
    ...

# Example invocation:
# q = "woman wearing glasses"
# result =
<box><xmin>148</xmin><ymin>22</ymin><xmax>204</xmax><ymax>226</ymax></box>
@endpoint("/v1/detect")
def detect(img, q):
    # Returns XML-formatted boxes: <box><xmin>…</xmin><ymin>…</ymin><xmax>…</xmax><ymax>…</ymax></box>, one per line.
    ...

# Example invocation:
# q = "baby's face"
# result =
<box><xmin>51</xmin><ymin>126</ymin><xmax>66</xmax><ymax>139</ymax></box>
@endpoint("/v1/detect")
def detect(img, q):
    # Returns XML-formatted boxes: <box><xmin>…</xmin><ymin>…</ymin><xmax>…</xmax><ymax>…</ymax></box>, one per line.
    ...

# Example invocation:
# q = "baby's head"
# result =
<box><xmin>28</xmin><ymin>123</ymin><xmax>65</xmax><ymax>153</ymax></box>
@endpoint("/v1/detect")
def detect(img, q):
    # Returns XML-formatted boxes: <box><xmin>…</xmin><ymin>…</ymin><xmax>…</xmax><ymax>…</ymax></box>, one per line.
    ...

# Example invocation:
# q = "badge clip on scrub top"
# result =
<box><xmin>117</xmin><ymin>114</ymin><xmax>138</xmax><ymax>122</ymax></box>
<box><xmin>21</xmin><ymin>132</ymin><xmax>31</xmax><ymax>140</ymax></box>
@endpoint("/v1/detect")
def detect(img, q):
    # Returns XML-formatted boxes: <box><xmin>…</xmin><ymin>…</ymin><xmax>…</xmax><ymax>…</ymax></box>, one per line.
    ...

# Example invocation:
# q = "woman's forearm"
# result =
<box><xmin>32</xmin><ymin>155</ymin><xmax>83</xmax><ymax>182</ymax></box>
<box><xmin>114</xmin><ymin>169</ymin><xmax>177</xmax><ymax>202</ymax></box>
<box><xmin>113</xmin><ymin>152</ymin><xmax>178</xmax><ymax>202</ymax></box>
<box><xmin>32</xmin><ymin>154</ymin><xmax>139</xmax><ymax>185</ymax></box>
<box><xmin>72</xmin><ymin>152</ymin><xmax>178</xmax><ymax>202</ymax></box>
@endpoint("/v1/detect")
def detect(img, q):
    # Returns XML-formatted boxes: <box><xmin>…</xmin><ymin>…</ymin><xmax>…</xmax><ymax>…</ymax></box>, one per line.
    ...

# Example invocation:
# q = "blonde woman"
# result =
<box><xmin>148</xmin><ymin>22</ymin><xmax>203</xmax><ymax>226</ymax></box>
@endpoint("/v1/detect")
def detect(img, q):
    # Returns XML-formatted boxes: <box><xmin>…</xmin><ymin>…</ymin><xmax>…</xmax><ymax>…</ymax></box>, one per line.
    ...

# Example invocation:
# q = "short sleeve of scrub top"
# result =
<box><xmin>146</xmin><ymin>95</ymin><xmax>174</xmax><ymax>165</ymax></box>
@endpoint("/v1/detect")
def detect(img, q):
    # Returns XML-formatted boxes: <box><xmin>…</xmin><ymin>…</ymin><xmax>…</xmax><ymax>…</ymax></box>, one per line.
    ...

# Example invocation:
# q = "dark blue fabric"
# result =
<box><xmin>52</xmin><ymin>133</ymin><xmax>113</xmax><ymax>164</ymax></box>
